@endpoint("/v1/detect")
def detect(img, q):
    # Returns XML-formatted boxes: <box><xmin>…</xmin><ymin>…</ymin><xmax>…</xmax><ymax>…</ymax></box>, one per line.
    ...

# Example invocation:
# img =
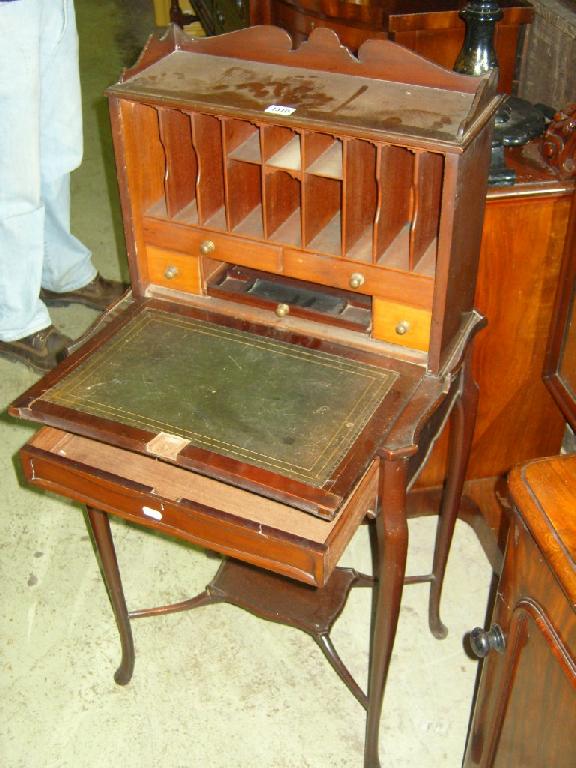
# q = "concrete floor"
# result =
<box><xmin>0</xmin><ymin>3</ymin><xmax>493</xmax><ymax>766</ymax></box>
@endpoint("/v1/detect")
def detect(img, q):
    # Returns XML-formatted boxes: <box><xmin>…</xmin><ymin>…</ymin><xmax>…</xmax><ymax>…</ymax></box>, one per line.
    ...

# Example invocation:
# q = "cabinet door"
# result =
<box><xmin>464</xmin><ymin>525</ymin><xmax>576</xmax><ymax>767</ymax></box>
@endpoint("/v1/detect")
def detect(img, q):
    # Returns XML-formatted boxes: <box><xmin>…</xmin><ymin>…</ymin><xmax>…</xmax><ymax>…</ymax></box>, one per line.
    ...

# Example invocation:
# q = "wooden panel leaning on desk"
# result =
<box><xmin>416</xmin><ymin>140</ymin><xmax>574</xmax><ymax>561</ymax></box>
<box><xmin>9</xmin><ymin>26</ymin><xmax>501</xmax><ymax>767</ymax></box>
<box><xmin>249</xmin><ymin>0</ymin><xmax>533</xmax><ymax>93</ymax></box>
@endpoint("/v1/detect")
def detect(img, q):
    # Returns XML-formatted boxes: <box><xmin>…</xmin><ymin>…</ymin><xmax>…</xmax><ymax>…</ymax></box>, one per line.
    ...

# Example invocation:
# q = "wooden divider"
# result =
<box><xmin>142</xmin><ymin>108</ymin><xmax>444</xmax><ymax>285</ymax></box>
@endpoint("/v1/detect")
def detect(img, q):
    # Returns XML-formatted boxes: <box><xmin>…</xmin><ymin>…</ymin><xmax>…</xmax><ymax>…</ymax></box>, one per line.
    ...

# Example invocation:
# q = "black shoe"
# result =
<box><xmin>0</xmin><ymin>326</ymin><xmax>72</xmax><ymax>372</ymax></box>
<box><xmin>40</xmin><ymin>273</ymin><xmax>127</xmax><ymax>311</ymax></box>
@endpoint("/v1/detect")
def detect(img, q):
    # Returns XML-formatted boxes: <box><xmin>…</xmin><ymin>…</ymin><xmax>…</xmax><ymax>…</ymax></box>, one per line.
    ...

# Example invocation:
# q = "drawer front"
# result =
<box><xmin>202</xmin><ymin>230</ymin><xmax>283</xmax><ymax>274</ymax></box>
<box><xmin>146</xmin><ymin>245</ymin><xmax>202</xmax><ymax>294</ymax></box>
<box><xmin>284</xmin><ymin>248</ymin><xmax>378</xmax><ymax>296</ymax></box>
<box><xmin>284</xmin><ymin>248</ymin><xmax>434</xmax><ymax>309</ymax></box>
<box><xmin>372</xmin><ymin>298</ymin><xmax>432</xmax><ymax>351</ymax></box>
<box><xmin>20</xmin><ymin>429</ymin><xmax>378</xmax><ymax>588</ymax></box>
<box><xmin>143</xmin><ymin>218</ymin><xmax>283</xmax><ymax>275</ymax></box>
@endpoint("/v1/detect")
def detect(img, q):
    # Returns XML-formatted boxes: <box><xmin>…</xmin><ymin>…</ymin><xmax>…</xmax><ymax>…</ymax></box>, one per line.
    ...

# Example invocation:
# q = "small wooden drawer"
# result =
<box><xmin>202</xmin><ymin>230</ymin><xmax>284</xmax><ymax>274</ymax></box>
<box><xmin>372</xmin><ymin>298</ymin><xmax>432</xmax><ymax>351</ymax></box>
<box><xmin>20</xmin><ymin>428</ymin><xmax>378</xmax><ymax>588</ymax></box>
<box><xmin>146</xmin><ymin>245</ymin><xmax>201</xmax><ymax>294</ymax></box>
<box><xmin>283</xmin><ymin>248</ymin><xmax>434</xmax><ymax>309</ymax></box>
<box><xmin>143</xmin><ymin>218</ymin><xmax>283</xmax><ymax>275</ymax></box>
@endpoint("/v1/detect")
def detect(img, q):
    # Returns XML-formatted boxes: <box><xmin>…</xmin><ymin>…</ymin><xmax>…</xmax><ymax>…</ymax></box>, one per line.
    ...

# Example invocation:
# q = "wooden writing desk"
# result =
<box><xmin>10</xmin><ymin>26</ymin><xmax>500</xmax><ymax>766</ymax></box>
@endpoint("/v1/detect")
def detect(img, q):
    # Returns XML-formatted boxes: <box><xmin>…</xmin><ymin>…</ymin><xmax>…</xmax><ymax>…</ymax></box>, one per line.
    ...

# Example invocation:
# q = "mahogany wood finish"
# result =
<box><xmin>16</xmin><ymin>318</ymin><xmax>484</xmax><ymax>768</ymax></box>
<box><xmin>103</xmin><ymin>25</ymin><xmax>500</xmax><ymax>373</ymax></box>
<box><xmin>428</xmin><ymin>344</ymin><xmax>478</xmax><ymax>638</ymax></box>
<box><xmin>419</xmin><ymin>144</ymin><xmax>575</xmax><ymax>487</ymax></box>
<box><xmin>463</xmin><ymin>455</ymin><xmax>576</xmax><ymax>768</ymax></box>
<box><xmin>10</xmin><ymin>28</ymin><xmax>499</xmax><ymax>768</ymax></box>
<box><xmin>541</xmin><ymin>103</ymin><xmax>576</xmax><ymax>181</ymax></box>
<box><xmin>167</xmin><ymin>560</ymin><xmax>374</xmax><ymax>708</ymax></box>
<box><xmin>364</xmin><ymin>456</ymin><xmax>409</xmax><ymax>766</ymax></box>
<box><xmin>251</xmin><ymin>0</ymin><xmax>533</xmax><ymax>94</ymax></box>
<box><xmin>86</xmin><ymin>507</ymin><xmax>135</xmax><ymax>685</ymax></box>
<box><xmin>544</xmin><ymin>190</ymin><xmax>576</xmax><ymax>430</ymax></box>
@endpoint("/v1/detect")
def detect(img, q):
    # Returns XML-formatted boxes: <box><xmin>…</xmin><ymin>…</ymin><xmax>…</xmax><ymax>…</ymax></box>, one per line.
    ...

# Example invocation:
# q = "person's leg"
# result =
<box><xmin>0</xmin><ymin>0</ymin><xmax>124</xmax><ymax>369</ymax></box>
<box><xmin>39</xmin><ymin>0</ymin><xmax>97</xmax><ymax>294</ymax></box>
<box><xmin>0</xmin><ymin>0</ymin><xmax>52</xmax><ymax>343</ymax></box>
<box><xmin>38</xmin><ymin>0</ymin><xmax>125</xmax><ymax>311</ymax></box>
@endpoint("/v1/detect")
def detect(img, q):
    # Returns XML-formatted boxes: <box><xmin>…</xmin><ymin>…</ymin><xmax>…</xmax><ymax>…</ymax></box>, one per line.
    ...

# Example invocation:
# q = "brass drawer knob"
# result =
<box><xmin>200</xmin><ymin>240</ymin><xmax>216</xmax><ymax>256</ymax></box>
<box><xmin>275</xmin><ymin>303</ymin><xmax>290</xmax><ymax>317</ymax></box>
<box><xmin>395</xmin><ymin>320</ymin><xmax>411</xmax><ymax>335</ymax></box>
<box><xmin>349</xmin><ymin>272</ymin><xmax>365</xmax><ymax>289</ymax></box>
<box><xmin>163</xmin><ymin>265</ymin><xmax>179</xmax><ymax>280</ymax></box>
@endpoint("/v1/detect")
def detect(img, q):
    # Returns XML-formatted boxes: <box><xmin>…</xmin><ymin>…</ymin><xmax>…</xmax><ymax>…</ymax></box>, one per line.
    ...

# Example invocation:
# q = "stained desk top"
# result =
<box><xmin>108</xmin><ymin>25</ymin><xmax>500</xmax><ymax>149</ymax></box>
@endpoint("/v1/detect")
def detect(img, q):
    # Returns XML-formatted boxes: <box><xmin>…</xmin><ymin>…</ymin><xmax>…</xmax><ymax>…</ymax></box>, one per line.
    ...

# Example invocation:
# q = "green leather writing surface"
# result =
<box><xmin>41</xmin><ymin>309</ymin><xmax>397</xmax><ymax>486</ymax></box>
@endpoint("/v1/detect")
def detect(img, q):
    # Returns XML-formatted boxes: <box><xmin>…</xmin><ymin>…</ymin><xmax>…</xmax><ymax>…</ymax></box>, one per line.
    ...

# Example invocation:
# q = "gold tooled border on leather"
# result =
<box><xmin>40</xmin><ymin>308</ymin><xmax>398</xmax><ymax>486</ymax></box>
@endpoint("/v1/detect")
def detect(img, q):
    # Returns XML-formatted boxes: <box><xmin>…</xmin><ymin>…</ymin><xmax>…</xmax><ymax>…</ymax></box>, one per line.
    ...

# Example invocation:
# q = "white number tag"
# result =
<box><xmin>264</xmin><ymin>105</ymin><xmax>296</xmax><ymax>116</ymax></box>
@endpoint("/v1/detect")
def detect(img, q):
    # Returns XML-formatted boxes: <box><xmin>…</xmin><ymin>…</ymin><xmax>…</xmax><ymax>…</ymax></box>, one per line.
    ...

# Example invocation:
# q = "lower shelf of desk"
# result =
<box><xmin>21</xmin><ymin>427</ymin><xmax>378</xmax><ymax>588</ymax></box>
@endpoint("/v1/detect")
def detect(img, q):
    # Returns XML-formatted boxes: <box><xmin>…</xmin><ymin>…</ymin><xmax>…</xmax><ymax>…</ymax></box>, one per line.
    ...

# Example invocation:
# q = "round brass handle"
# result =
<box><xmin>199</xmin><ymin>240</ymin><xmax>216</xmax><ymax>256</ymax></box>
<box><xmin>275</xmin><ymin>303</ymin><xmax>290</xmax><ymax>318</ymax></box>
<box><xmin>349</xmin><ymin>273</ymin><xmax>365</xmax><ymax>289</ymax></box>
<box><xmin>395</xmin><ymin>320</ymin><xmax>411</xmax><ymax>336</ymax></box>
<box><xmin>469</xmin><ymin>625</ymin><xmax>506</xmax><ymax>658</ymax></box>
<box><xmin>163</xmin><ymin>265</ymin><xmax>179</xmax><ymax>280</ymax></box>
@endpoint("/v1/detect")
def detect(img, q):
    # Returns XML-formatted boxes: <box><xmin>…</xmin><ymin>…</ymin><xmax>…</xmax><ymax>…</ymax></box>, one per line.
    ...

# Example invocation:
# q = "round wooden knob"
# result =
<box><xmin>469</xmin><ymin>625</ymin><xmax>506</xmax><ymax>658</ymax></box>
<box><xmin>200</xmin><ymin>240</ymin><xmax>216</xmax><ymax>256</ymax></box>
<box><xmin>163</xmin><ymin>265</ymin><xmax>179</xmax><ymax>280</ymax></box>
<box><xmin>275</xmin><ymin>303</ymin><xmax>290</xmax><ymax>317</ymax></box>
<box><xmin>349</xmin><ymin>273</ymin><xmax>365</xmax><ymax>289</ymax></box>
<box><xmin>395</xmin><ymin>320</ymin><xmax>411</xmax><ymax>336</ymax></box>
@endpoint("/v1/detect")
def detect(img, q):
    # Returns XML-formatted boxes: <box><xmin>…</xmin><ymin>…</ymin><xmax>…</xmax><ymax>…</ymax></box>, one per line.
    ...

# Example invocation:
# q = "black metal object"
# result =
<box><xmin>469</xmin><ymin>624</ymin><xmax>507</xmax><ymax>657</ymax></box>
<box><xmin>490</xmin><ymin>96</ymin><xmax>546</xmax><ymax>183</ymax></box>
<box><xmin>169</xmin><ymin>0</ymin><xmax>199</xmax><ymax>28</ymax></box>
<box><xmin>454</xmin><ymin>0</ymin><xmax>547</xmax><ymax>185</ymax></box>
<box><xmin>454</xmin><ymin>0</ymin><xmax>503</xmax><ymax>76</ymax></box>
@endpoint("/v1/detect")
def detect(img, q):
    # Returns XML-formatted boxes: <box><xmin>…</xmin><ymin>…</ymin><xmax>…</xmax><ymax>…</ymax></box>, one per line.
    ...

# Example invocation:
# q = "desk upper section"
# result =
<box><xmin>108</xmin><ymin>25</ymin><xmax>500</xmax><ymax>151</ymax></box>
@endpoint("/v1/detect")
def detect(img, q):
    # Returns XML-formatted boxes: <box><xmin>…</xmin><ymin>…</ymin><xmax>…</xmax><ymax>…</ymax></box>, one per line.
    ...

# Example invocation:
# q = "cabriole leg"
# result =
<box><xmin>429</xmin><ymin>348</ymin><xmax>479</xmax><ymax>639</ymax></box>
<box><xmin>364</xmin><ymin>457</ymin><xmax>409</xmax><ymax>768</ymax></box>
<box><xmin>86</xmin><ymin>506</ymin><xmax>135</xmax><ymax>685</ymax></box>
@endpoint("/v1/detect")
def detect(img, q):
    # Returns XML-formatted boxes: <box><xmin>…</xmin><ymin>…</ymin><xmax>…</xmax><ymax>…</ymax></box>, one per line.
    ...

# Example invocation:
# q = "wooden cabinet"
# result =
<box><xmin>418</xmin><ymin>146</ymin><xmax>574</xmax><ymax>488</ymax></box>
<box><xmin>463</xmin><ymin>454</ymin><xmax>576</xmax><ymax>768</ymax></box>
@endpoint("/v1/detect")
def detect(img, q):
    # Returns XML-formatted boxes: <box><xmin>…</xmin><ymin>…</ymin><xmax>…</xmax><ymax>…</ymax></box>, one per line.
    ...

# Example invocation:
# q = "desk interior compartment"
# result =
<box><xmin>262</xmin><ymin>125</ymin><xmax>302</xmax><ymax>171</ymax></box>
<box><xmin>343</xmin><ymin>139</ymin><xmax>377</xmax><ymax>263</ymax></box>
<box><xmin>192</xmin><ymin>112</ymin><xmax>227</xmax><ymax>228</ymax></box>
<box><xmin>264</xmin><ymin>169</ymin><xmax>301</xmax><ymax>246</ymax></box>
<box><xmin>225</xmin><ymin>159</ymin><xmax>263</xmax><ymax>237</ymax></box>
<box><xmin>303</xmin><ymin>174</ymin><xmax>342</xmax><ymax>256</ymax></box>
<box><xmin>157</xmin><ymin>108</ymin><xmax>198</xmax><ymax>221</ymax></box>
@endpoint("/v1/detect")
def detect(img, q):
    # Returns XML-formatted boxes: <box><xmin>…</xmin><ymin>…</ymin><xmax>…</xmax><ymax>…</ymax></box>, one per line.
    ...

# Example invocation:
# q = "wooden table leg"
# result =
<box><xmin>364</xmin><ymin>457</ymin><xmax>409</xmax><ymax>768</ymax></box>
<box><xmin>86</xmin><ymin>506</ymin><xmax>135</xmax><ymax>686</ymax></box>
<box><xmin>429</xmin><ymin>347</ymin><xmax>479</xmax><ymax>638</ymax></box>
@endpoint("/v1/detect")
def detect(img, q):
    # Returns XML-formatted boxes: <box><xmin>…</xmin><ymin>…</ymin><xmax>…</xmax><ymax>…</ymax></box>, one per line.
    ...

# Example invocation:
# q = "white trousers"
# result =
<box><xmin>0</xmin><ymin>0</ymin><xmax>96</xmax><ymax>341</ymax></box>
